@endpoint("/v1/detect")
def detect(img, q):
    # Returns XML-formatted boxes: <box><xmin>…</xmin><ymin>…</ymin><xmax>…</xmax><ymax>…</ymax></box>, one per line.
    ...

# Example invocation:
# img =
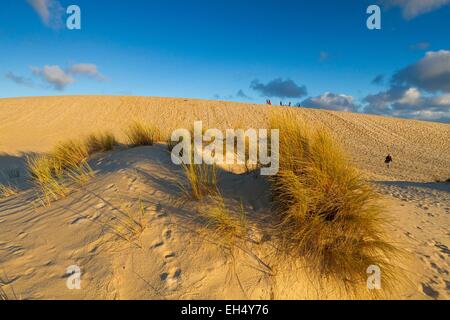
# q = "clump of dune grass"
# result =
<box><xmin>0</xmin><ymin>184</ymin><xmax>19</xmax><ymax>198</ymax></box>
<box><xmin>27</xmin><ymin>155</ymin><xmax>70</xmax><ymax>204</ymax></box>
<box><xmin>178</xmin><ymin>160</ymin><xmax>218</xmax><ymax>201</ymax></box>
<box><xmin>269</xmin><ymin>113</ymin><xmax>400</xmax><ymax>292</ymax></box>
<box><xmin>86</xmin><ymin>131</ymin><xmax>117</xmax><ymax>154</ymax></box>
<box><xmin>198</xmin><ymin>195</ymin><xmax>274</xmax><ymax>283</ymax></box>
<box><xmin>126</xmin><ymin>121</ymin><xmax>160</xmax><ymax>146</ymax></box>
<box><xmin>167</xmin><ymin>135</ymin><xmax>187</xmax><ymax>153</ymax></box>
<box><xmin>167</xmin><ymin>138</ymin><xmax>177</xmax><ymax>152</ymax></box>
<box><xmin>52</xmin><ymin>139</ymin><xmax>89</xmax><ymax>171</ymax></box>
<box><xmin>199</xmin><ymin>194</ymin><xmax>247</xmax><ymax>245</ymax></box>
<box><xmin>27</xmin><ymin>139</ymin><xmax>95</xmax><ymax>205</ymax></box>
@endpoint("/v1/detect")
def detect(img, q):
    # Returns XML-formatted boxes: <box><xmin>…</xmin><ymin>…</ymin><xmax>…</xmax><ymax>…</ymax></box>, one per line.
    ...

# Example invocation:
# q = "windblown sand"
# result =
<box><xmin>0</xmin><ymin>96</ymin><xmax>448</xmax><ymax>299</ymax></box>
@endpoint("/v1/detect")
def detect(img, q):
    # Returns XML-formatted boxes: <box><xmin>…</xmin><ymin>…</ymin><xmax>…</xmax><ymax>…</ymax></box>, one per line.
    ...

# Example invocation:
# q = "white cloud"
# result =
<box><xmin>26</xmin><ymin>63</ymin><xmax>106</xmax><ymax>91</ymax></box>
<box><xmin>301</xmin><ymin>92</ymin><xmax>360</xmax><ymax>112</ymax></box>
<box><xmin>397</xmin><ymin>87</ymin><xmax>421</xmax><ymax>104</ymax></box>
<box><xmin>31</xmin><ymin>65</ymin><xmax>74</xmax><ymax>91</ymax></box>
<box><xmin>69</xmin><ymin>64</ymin><xmax>107</xmax><ymax>81</ymax></box>
<box><xmin>364</xmin><ymin>86</ymin><xmax>450</xmax><ymax>123</ymax></box>
<box><xmin>27</xmin><ymin>0</ymin><xmax>64</xmax><ymax>28</ymax></box>
<box><xmin>381</xmin><ymin>0</ymin><xmax>450</xmax><ymax>19</ymax></box>
<box><xmin>393</xmin><ymin>50</ymin><xmax>450</xmax><ymax>93</ymax></box>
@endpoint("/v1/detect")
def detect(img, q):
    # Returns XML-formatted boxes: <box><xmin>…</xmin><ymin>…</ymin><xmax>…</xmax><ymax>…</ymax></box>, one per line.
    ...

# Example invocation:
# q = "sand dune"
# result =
<box><xmin>0</xmin><ymin>96</ymin><xmax>449</xmax><ymax>299</ymax></box>
<box><xmin>1</xmin><ymin>96</ymin><xmax>449</xmax><ymax>182</ymax></box>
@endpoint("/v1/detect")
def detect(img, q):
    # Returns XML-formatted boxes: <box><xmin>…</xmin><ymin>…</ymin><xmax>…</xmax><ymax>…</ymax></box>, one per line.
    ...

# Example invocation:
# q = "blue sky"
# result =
<box><xmin>1</xmin><ymin>0</ymin><xmax>450</xmax><ymax>122</ymax></box>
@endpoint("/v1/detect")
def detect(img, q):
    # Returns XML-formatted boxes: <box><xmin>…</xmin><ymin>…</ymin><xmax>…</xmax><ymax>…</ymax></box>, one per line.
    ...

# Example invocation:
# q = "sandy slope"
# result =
<box><xmin>1</xmin><ymin>96</ymin><xmax>449</xmax><ymax>182</ymax></box>
<box><xmin>0</xmin><ymin>96</ymin><xmax>449</xmax><ymax>300</ymax></box>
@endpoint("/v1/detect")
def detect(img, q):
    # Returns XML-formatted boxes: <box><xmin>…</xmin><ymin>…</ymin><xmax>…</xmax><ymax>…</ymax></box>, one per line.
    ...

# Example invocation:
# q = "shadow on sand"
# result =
<box><xmin>377</xmin><ymin>181</ymin><xmax>449</xmax><ymax>193</ymax></box>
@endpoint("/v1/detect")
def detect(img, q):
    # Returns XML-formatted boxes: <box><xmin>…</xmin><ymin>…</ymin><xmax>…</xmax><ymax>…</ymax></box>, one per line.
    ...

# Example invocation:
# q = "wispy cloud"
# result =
<box><xmin>381</xmin><ymin>0</ymin><xmax>450</xmax><ymax>19</ymax></box>
<box><xmin>372</xmin><ymin>74</ymin><xmax>385</xmax><ymax>85</ymax></box>
<box><xmin>213</xmin><ymin>90</ymin><xmax>252</xmax><ymax>101</ymax></box>
<box><xmin>69</xmin><ymin>64</ymin><xmax>107</xmax><ymax>81</ymax></box>
<box><xmin>27</xmin><ymin>0</ymin><xmax>64</xmax><ymax>29</ymax></box>
<box><xmin>5</xmin><ymin>72</ymin><xmax>34</xmax><ymax>87</ymax></box>
<box><xmin>319</xmin><ymin>51</ymin><xmax>329</xmax><ymax>62</ymax></box>
<box><xmin>236</xmin><ymin>89</ymin><xmax>252</xmax><ymax>100</ymax></box>
<box><xmin>410</xmin><ymin>42</ymin><xmax>431</xmax><ymax>51</ymax></box>
<box><xmin>22</xmin><ymin>63</ymin><xmax>107</xmax><ymax>91</ymax></box>
<box><xmin>31</xmin><ymin>65</ymin><xmax>74</xmax><ymax>91</ymax></box>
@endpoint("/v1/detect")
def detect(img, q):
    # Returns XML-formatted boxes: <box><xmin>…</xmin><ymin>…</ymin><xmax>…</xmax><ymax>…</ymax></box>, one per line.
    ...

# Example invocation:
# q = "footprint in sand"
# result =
<box><xmin>430</xmin><ymin>262</ymin><xmax>448</xmax><ymax>275</ymax></box>
<box><xmin>163</xmin><ymin>228</ymin><xmax>172</xmax><ymax>240</ymax></box>
<box><xmin>150</xmin><ymin>240</ymin><xmax>164</xmax><ymax>249</ymax></box>
<box><xmin>154</xmin><ymin>202</ymin><xmax>167</xmax><ymax>219</ymax></box>
<box><xmin>18</xmin><ymin>232</ymin><xmax>28</xmax><ymax>239</ymax></box>
<box><xmin>149</xmin><ymin>203</ymin><xmax>182</xmax><ymax>291</ymax></box>
<box><xmin>435</xmin><ymin>243</ymin><xmax>450</xmax><ymax>257</ymax></box>
<box><xmin>160</xmin><ymin>272</ymin><xmax>169</xmax><ymax>281</ymax></box>
<box><xmin>164</xmin><ymin>251</ymin><xmax>176</xmax><ymax>260</ymax></box>
<box><xmin>70</xmin><ymin>216</ymin><xmax>89</xmax><ymax>225</ymax></box>
<box><xmin>160</xmin><ymin>267</ymin><xmax>182</xmax><ymax>290</ymax></box>
<box><xmin>421</xmin><ymin>283</ymin><xmax>439</xmax><ymax>299</ymax></box>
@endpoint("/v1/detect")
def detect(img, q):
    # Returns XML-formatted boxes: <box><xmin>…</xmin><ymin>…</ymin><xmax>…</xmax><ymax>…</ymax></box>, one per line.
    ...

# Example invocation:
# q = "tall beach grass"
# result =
<box><xmin>126</xmin><ymin>121</ymin><xmax>161</xmax><ymax>146</ymax></box>
<box><xmin>86</xmin><ymin>131</ymin><xmax>117</xmax><ymax>154</ymax></box>
<box><xmin>26</xmin><ymin>131</ymin><xmax>118</xmax><ymax>205</ymax></box>
<box><xmin>269</xmin><ymin>113</ymin><xmax>400</xmax><ymax>292</ymax></box>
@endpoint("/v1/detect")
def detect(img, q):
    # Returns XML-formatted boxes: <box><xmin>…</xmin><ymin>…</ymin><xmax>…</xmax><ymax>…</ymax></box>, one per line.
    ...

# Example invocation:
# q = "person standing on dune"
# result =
<box><xmin>385</xmin><ymin>154</ymin><xmax>393</xmax><ymax>169</ymax></box>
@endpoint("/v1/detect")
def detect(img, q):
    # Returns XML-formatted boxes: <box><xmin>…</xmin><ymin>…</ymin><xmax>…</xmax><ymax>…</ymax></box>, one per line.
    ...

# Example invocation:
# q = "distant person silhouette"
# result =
<box><xmin>385</xmin><ymin>154</ymin><xmax>393</xmax><ymax>169</ymax></box>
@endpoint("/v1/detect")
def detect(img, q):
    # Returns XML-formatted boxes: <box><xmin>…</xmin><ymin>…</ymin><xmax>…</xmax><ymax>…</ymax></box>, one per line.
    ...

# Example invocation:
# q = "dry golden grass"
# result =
<box><xmin>85</xmin><ymin>131</ymin><xmax>117</xmax><ymax>154</ymax></box>
<box><xmin>26</xmin><ymin>154</ymin><xmax>70</xmax><ymax>204</ymax></box>
<box><xmin>269</xmin><ymin>113</ymin><xmax>400</xmax><ymax>292</ymax></box>
<box><xmin>126</xmin><ymin>121</ymin><xmax>160</xmax><ymax>146</ymax></box>
<box><xmin>103</xmin><ymin>200</ymin><xmax>147</xmax><ymax>248</ymax></box>
<box><xmin>178</xmin><ymin>161</ymin><xmax>218</xmax><ymax>201</ymax></box>
<box><xmin>27</xmin><ymin>139</ymin><xmax>95</xmax><ymax>205</ymax></box>
<box><xmin>199</xmin><ymin>194</ymin><xmax>247</xmax><ymax>246</ymax></box>
<box><xmin>167</xmin><ymin>135</ymin><xmax>186</xmax><ymax>153</ymax></box>
<box><xmin>52</xmin><ymin>139</ymin><xmax>89</xmax><ymax>172</ymax></box>
<box><xmin>0</xmin><ymin>184</ymin><xmax>19</xmax><ymax>198</ymax></box>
